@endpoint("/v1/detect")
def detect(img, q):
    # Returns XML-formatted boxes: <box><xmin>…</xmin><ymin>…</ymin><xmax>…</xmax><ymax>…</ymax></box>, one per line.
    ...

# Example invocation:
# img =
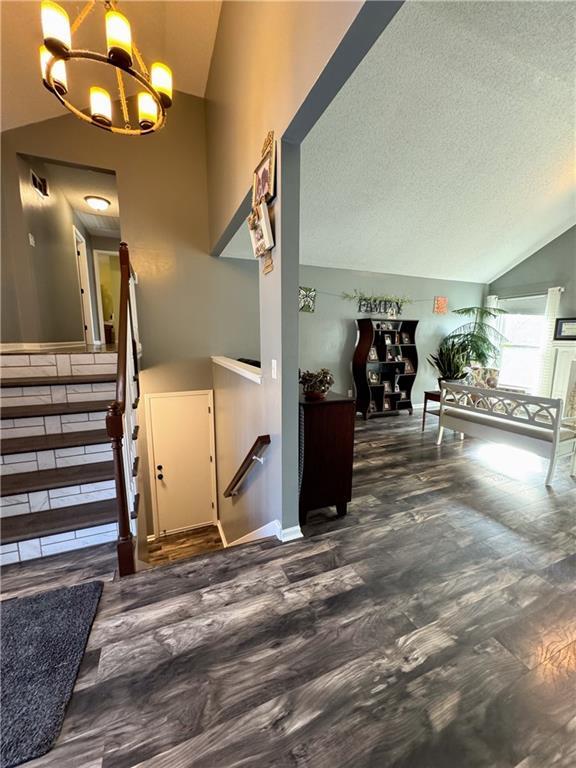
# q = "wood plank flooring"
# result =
<box><xmin>1</xmin><ymin>416</ymin><xmax>575</xmax><ymax>767</ymax></box>
<box><xmin>146</xmin><ymin>526</ymin><xmax>224</xmax><ymax>565</ymax></box>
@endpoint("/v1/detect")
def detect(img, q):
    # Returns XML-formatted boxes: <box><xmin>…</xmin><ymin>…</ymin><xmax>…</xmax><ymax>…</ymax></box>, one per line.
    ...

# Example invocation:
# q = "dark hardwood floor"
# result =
<box><xmin>146</xmin><ymin>525</ymin><xmax>224</xmax><ymax>565</ymax></box>
<box><xmin>1</xmin><ymin>415</ymin><xmax>575</xmax><ymax>767</ymax></box>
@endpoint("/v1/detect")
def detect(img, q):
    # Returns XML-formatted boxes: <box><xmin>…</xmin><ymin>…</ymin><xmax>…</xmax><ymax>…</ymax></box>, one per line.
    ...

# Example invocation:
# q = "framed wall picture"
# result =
<box><xmin>368</xmin><ymin>347</ymin><xmax>379</xmax><ymax>361</ymax></box>
<box><xmin>554</xmin><ymin>318</ymin><xmax>576</xmax><ymax>341</ymax></box>
<box><xmin>433</xmin><ymin>296</ymin><xmax>448</xmax><ymax>314</ymax></box>
<box><xmin>403</xmin><ymin>358</ymin><xmax>414</xmax><ymax>373</ymax></box>
<box><xmin>299</xmin><ymin>286</ymin><xmax>316</xmax><ymax>313</ymax></box>
<box><xmin>252</xmin><ymin>147</ymin><xmax>276</xmax><ymax>206</ymax></box>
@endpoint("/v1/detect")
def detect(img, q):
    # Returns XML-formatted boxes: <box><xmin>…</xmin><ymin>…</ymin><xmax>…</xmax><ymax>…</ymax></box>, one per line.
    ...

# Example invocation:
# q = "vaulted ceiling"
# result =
<box><xmin>223</xmin><ymin>1</ymin><xmax>575</xmax><ymax>285</ymax></box>
<box><xmin>1</xmin><ymin>0</ymin><xmax>221</xmax><ymax>131</ymax></box>
<box><xmin>299</xmin><ymin>0</ymin><xmax>575</xmax><ymax>283</ymax></box>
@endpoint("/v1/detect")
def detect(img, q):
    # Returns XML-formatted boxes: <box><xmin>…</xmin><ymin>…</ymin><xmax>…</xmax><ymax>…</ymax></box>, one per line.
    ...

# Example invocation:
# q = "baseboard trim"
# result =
<box><xmin>216</xmin><ymin>519</ymin><xmax>229</xmax><ymax>548</ymax></box>
<box><xmin>0</xmin><ymin>342</ymin><xmax>85</xmax><ymax>352</ymax></box>
<box><xmin>219</xmin><ymin>519</ymin><xmax>304</xmax><ymax>547</ymax></box>
<box><xmin>278</xmin><ymin>524</ymin><xmax>304</xmax><ymax>542</ymax></box>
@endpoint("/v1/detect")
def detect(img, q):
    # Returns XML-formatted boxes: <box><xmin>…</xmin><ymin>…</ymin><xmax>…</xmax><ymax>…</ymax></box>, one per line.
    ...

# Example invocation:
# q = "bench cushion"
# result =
<box><xmin>443</xmin><ymin>406</ymin><xmax>576</xmax><ymax>443</ymax></box>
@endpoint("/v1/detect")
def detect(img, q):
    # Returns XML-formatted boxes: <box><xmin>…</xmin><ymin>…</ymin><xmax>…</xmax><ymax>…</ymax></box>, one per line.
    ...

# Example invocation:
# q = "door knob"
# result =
<box><xmin>157</xmin><ymin>473</ymin><xmax>164</xmax><ymax>481</ymax></box>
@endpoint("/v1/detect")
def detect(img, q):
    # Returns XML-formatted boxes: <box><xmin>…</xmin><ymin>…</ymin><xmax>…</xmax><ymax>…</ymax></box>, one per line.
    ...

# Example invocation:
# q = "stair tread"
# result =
<box><xmin>1</xmin><ymin>499</ymin><xmax>117</xmax><ymax>544</ymax></box>
<box><xmin>1</xmin><ymin>429</ymin><xmax>109</xmax><ymax>456</ymax></box>
<box><xmin>1</xmin><ymin>461</ymin><xmax>114</xmax><ymax>496</ymax></box>
<box><xmin>1</xmin><ymin>400</ymin><xmax>112</xmax><ymax>420</ymax></box>
<box><xmin>1</xmin><ymin>374</ymin><xmax>116</xmax><ymax>388</ymax></box>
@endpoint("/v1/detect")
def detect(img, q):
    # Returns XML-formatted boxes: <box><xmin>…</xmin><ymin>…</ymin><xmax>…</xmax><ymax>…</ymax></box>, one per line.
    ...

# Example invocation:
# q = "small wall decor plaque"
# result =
<box><xmin>433</xmin><ymin>296</ymin><xmax>448</xmax><ymax>314</ymax></box>
<box><xmin>247</xmin><ymin>202</ymin><xmax>274</xmax><ymax>258</ymax></box>
<box><xmin>299</xmin><ymin>287</ymin><xmax>316</xmax><ymax>313</ymax></box>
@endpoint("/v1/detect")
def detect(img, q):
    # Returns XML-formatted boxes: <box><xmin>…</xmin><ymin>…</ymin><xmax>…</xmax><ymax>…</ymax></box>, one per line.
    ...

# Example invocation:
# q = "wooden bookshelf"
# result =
<box><xmin>352</xmin><ymin>318</ymin><xmax>419</xmax><ymax>420</ymax></box>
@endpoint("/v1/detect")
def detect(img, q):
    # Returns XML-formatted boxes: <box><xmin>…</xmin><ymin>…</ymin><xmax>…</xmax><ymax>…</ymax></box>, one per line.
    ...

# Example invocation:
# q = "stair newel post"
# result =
<box><xmin>107</xmin><ymin>401</ymin><xmax>135</xmax><ymax>576</ymax></box>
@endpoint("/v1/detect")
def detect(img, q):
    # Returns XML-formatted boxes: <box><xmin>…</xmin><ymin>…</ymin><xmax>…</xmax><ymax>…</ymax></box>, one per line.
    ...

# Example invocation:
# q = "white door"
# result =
<box><xmin>146</xmin><ymin>391</ymin><xmax>217</xmax><ymax>536</ymax></box>
<box><xmin>73</xmin><ymin>227</ymin><xmax>97</xmax><ymax>345</ymax></box>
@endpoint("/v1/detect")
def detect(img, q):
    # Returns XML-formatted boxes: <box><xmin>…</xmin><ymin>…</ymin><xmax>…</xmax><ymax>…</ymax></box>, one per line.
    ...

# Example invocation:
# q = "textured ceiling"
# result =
<box><xmin>43</xmin><ymin>160</ymin><xmax>121</xmax><ymax>236</ymax></box>
<box><xmin>1</xmin><ymin>0</ymin><xmax>221</xmax><ymax>131</ymax></box>
<box><xmin>298</xmin><ymin>0</ymin><xmax>576</xmax><ymax>283</ymax></box>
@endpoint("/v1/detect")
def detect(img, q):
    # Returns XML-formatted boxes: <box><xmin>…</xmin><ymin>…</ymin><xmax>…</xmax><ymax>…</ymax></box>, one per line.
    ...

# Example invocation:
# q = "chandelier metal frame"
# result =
<box><xmin>42</xmin><ymin>0</ymin><xmax>169</xmax><ymax>136</ymax></box>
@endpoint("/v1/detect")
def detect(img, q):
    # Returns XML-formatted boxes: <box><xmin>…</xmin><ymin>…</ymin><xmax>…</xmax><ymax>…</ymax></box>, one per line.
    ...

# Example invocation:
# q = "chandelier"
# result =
<box><xmin>39</xmin><ymin>0</ymin><xmax>173</xmax><ymax>136</ymax></box>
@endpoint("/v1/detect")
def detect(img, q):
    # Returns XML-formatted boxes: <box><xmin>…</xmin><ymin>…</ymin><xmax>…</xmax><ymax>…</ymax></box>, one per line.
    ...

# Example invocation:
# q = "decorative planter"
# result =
<box><xmin>304</xmin><ymin>390</ymin><xmax>327</xmax><ymax>401</ymax></box>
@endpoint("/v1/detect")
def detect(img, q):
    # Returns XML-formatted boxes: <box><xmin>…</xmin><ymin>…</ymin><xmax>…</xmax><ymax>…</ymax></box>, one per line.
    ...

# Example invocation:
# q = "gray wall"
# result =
<box><xmin>299</xmin><ymin>265</ymin><xmax>486</xmax><ymax>405</ymax></box>
<box><xmin>2</xmin><ymin>94</ymin><xmax>260</xmax><ymax>380</ymax></box>
<box><xmin>1</xmin><ymin>92</ymin><xmax>260</xmax><ymax>536</ymax></box>
<box><xmin>213</xmin><ymin>364</ymin><xmax>267</xmax><ymax>542</ymax></box>
<box><xmin>489</xmin><ymin>225</ymin><xmax>576</xmax><ymax>316</ymax></box>
<box><xmin>3</xmin><ymin>155</ymin><xmax>85</xmax><ymax>342</ymax></box>
<box><xmin>205</xmin><ymin>1</ymin><xmax>362</xmax><ymax>247</ymax></box>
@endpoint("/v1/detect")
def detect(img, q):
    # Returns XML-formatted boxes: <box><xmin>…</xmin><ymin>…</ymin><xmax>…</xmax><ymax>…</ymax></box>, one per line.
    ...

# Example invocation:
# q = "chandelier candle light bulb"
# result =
<box><xmin>90</xmin><ymin>86</ymin><xmax>112</xmax><ymax>127</ymax></box>
<box><xmin>38</xmin><ymin>0</ymin><xmax>172</xmax><ymax>135</ymax></box>
<box><xmin>39</xmin><ymin>45</ymin><xmax>67</xmax><ymax>95</ymax></box>
<box><xmin>106</xmin><ymin>10</ymin><xmax>132</xmax><ymax>67</ymax></box>
<box><xmin>151</xmin><ymin>63</ymin><xmax>173</xmax><ymax>107</ymax></box>
<box><xmin>138</xmin><ymin>92</ymin><xmax>157</xmax><ymax>130</ymax></box>
<box><xmin>41</xmin><ymin>0</ymin><xmax>71</xmax><ymax>56</ymax></box>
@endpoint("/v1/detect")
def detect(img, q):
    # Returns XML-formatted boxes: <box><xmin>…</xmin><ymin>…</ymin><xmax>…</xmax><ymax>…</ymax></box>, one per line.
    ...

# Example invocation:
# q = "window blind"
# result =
<box><xmin>536</xmin><ymin>287</ymin><xmax>564</xmax><ymax>397</ymax></box>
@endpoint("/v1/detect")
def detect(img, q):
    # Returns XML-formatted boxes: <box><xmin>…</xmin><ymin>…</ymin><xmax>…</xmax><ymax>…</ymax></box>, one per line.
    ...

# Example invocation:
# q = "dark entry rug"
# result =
<box><xmin>0</xmin><ymin>580</ymin><xmax>103</xmax><ymax>768</ymax></box>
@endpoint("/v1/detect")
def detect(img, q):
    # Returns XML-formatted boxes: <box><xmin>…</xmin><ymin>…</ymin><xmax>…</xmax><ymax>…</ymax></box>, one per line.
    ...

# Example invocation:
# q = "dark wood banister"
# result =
<box><xmin>223</xmin><ymin>435</ymin><xmax>271</xmax><ymax>498</ymax></box>
<box><xmin>106</xmin><ymin>242</ymin><xmax>137</xmax><ymax>576</ymax></box>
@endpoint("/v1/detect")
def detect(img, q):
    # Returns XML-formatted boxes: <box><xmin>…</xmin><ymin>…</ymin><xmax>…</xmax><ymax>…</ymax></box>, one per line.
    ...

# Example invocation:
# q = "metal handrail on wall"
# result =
<box><xmin>106</xmin><ymin>242</ymin><xmax>140</xmax><ymax>576</ymax></box>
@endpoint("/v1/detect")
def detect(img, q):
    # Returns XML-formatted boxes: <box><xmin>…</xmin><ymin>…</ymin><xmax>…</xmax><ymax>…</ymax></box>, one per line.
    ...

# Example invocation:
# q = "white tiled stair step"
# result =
<box><xmin>1</xmin><ymin>480</ymin><xmax>116</xmax><ymax>515</ymax></box>
<box><xmin>1</xmin><ymin>397</ymin><xmax>108</xmax><ymax>439</ymax></box>
<box><xmin>1</xmin><ymin>411</ymin><xmax>108</xmax><ymax>438</ymax></box>
<box><xmin>1</xmin><ymin>459</ymin><xmax>114</xmax><ymax>501</ymax></box>
<box><xmin>0</xmin><ymin>444</ymin><xmax>113</xmax><ymax>475</ymax></box>
<box><xmin>0</xmin><ymin>522</ymin><xmax>119</xmax><ymax>564</ymax></box>
<box><xmin>0</xmin><ymin>353</ymin><xmax>117</xmax><ymax>379</ymax></box>
<box><xmin>0</xmin><ymin>382</ymin><xmax>115</xmax><ymax>407</ymax></box>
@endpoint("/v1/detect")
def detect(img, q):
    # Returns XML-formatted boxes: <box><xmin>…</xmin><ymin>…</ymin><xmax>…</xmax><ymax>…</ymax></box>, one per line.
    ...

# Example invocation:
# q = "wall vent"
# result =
<box><xmin>31</xmin><ymin>171</ymin><xmax>49</xmax><ymax>198</ymax></box>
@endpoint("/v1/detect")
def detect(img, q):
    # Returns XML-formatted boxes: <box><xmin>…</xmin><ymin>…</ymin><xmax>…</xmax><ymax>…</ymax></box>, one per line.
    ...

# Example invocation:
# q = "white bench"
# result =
<box><xmin>436</xmin><ymin>381</ymin><xmax>576</xmax><ymax>485</ymax></box>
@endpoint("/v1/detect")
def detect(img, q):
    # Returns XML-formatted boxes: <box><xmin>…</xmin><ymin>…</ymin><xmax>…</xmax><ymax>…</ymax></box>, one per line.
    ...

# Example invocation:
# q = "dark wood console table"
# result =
<box><xmin>422</xmin><ymin>389</ymin><xmax>441</xmax><ymax>430</ymax></box>
<box><xmin>299</xmin><ymin>392</ymin><xmax>355</xmax><ymax>526</ymax></box>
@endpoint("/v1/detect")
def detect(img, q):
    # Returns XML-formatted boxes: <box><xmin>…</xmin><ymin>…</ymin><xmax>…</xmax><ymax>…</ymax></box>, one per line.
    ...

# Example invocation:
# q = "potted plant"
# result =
<box><xmin>445</xmin><ymin>306</ymin><xmax>506</xmax><ymax>367</ymax></box>
<box><xmin>428</xmin><ymin>338</ymin><xmax>468</xmax><ymax>387</ymax></box>
<box><xmin>299</xmin><ymin>368</ymin><xmax>335</xmax><ymax>401</ymax></box>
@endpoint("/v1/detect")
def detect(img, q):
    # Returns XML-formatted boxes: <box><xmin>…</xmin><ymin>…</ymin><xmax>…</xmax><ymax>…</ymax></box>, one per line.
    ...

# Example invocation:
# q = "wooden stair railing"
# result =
<box><xmin>106</xmin><ymin>242</ymin><xmax>139</xmax><ymax>577</ymax></box>
<box><xmin>223</xmin><ymin>435</ymin><xmax>271</xmax><ymax>498</ymax></box>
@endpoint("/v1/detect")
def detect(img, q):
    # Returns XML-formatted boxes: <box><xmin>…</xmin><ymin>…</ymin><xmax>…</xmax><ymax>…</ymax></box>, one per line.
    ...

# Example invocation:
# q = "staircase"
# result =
<box><xmin>0</xmin><ymin>352</ymin><xmax>124</xmax><ymax>564</ymax></box>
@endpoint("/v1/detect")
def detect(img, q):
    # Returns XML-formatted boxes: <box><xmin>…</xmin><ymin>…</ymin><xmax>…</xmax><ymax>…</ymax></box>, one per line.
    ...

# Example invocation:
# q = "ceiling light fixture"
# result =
<box><xmin>40</xmin><ymin>0</ymin><xmax>173</xmax><ymax>136</ymax></box>
<box><xmin>84</xmin><ymin>195</ymin><xmax>111</xmax><ymax>211</ymax></box>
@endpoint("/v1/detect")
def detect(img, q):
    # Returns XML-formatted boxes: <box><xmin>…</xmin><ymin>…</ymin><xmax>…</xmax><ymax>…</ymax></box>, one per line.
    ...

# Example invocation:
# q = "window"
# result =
<box><xmin>497</xmin><ymin>297</ymin><xmax>547</xmax><ymax>392</ymax></box>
